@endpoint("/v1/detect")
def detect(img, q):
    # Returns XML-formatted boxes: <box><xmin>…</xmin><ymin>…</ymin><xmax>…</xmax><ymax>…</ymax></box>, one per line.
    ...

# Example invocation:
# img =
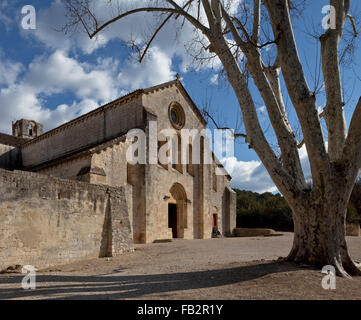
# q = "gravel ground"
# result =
<box><xmin>1</xmin><ymin>233</ymin><xmax>361</xmax><ymax>300</ymax></box>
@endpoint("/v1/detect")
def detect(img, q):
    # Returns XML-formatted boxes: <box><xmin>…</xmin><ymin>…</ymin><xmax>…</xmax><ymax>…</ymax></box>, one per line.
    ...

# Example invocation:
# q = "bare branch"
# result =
<box><xmin>64</xmin><ymin>0</ymin><xmax>92</xmax><ymax>38</ymax></box>
<box><xmin>220</xmin><ymin>6</ymin><xmax>246</xmax><ymax>47</ymax></box>
<box><xmin>347</xmin><ymin>14</ymin><xmax>358</xmax><ymax>37</ymax></box>
<box><xmin>319</xmin><ymin>0</ymin><xmax>351</xmax><ymax>161</ymax></box>
<box><xmin>201</xmin><ymin>0</ymin><xmax>214</xmax><ymax>25</ymax></box>
<box><xmin>202</xmin><ymin>109</ymin><xmax>247</xmax><ymax>139</ymax></box>
<box><xmin>264</xmin><ymin>0</ymin><xmax>330</xmax><ymax>190</ymax></box>
<box><xmin>297</xmin><ymin>110</ymin><xmax>326</xmax><ymax>149</ymax></box>
<box><xmin>197</xmin><ymin>0</ymin><xmax>201</xmax><ymax>21</ymax></box>
<box><xmin>252</xmin><ymin>0</ymin><xmax>261</xmax><ymax>43</ymax></box>
<box><xmin>230</xmin><ymin>15</ymin><xmax>278</xmax><ymax>49</ymax></box>
<box><xmin>297</xmin><ymin>140</ymin><xmax>305</xmax><ymax>149</ymax></box>
<box><xmin>139</xmin><ymin>13</ymin><xmax>174</xmax><ymax>63</ymax></box>
<box><xmin>217</xmin><ymin>2</ymin><xmax>305</xmax><ymax>185</ymax></box>
<box><xmin>65</xmin><ymin>4</ymin><xmax>211</xmax><ymax>40</ymax></box>
<box><xmin>139</xmin><ymin>0</ymin><xmax>195</xmax><ymax>63</ymax></box>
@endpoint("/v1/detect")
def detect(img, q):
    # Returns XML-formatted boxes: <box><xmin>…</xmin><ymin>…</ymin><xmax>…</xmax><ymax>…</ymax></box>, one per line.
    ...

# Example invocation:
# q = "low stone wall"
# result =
<box><xmin>346</xmin><ymin>223</ymin><xmax>361</xmax><ymax>237</ymax></box>
<box><xmin>0</xmin><ymin>169</ymin><xmax>133</xmax><ymax>270</ymax></box>
<box><xmin>234</xmin><ymin>228</ymin><xmax>281</xmax><ymax>237</ymax></box>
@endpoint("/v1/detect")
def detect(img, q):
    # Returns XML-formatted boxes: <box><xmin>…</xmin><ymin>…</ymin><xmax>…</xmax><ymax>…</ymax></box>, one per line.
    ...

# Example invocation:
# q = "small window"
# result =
<box><xmin>158</xmin><ymin>141</ymin><xmax>168</xmax><ymax>170</ymax></box>
<box><xmin>168</xmin><ymin>102</ymin><xmax>185</xmax><ymax>130</ymax></box>
<box><xmin>171</xmin><ymin>135</ymin><xmax>182</xmax><ymax>173</ymax></box>
<box><xmin>127</xmin><ymin>163</ymin><xmax>135</xmax><ymax>185</ymax></box>
<box><xmin>171</xmin><ymin>109</ymin><xmax>179</xmax><ymax>124</ymax></box>
<box><xmin>213</xmin><ymin>170</ymin><xmax>217</xmax><ymax>192</ymax></box>
<box><xmin>187</xmin><ymin>144</ymin><xmax>194</xmax><ymax>176</ymax></box>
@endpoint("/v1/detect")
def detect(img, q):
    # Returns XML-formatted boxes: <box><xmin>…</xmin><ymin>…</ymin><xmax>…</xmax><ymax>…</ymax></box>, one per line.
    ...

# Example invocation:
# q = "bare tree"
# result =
<box><xmin>62</xmin><ymin>0</ymin><xmax>361</xmax><ymax>277</ymax></box>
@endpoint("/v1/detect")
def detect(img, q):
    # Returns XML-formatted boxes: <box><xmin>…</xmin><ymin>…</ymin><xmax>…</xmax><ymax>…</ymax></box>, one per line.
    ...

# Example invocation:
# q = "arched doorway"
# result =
<box><xmin>168</xmin><ymin>183</ymin><xmax>187</xmax><ymax>239</ymax></box>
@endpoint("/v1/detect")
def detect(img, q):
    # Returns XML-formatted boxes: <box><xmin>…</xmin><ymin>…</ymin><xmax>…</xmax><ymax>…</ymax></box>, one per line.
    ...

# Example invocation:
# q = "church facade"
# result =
<box><xmin>0</xmin><ymin>79</ymin><xmax>236</xmax><ymax>244</ymax></box>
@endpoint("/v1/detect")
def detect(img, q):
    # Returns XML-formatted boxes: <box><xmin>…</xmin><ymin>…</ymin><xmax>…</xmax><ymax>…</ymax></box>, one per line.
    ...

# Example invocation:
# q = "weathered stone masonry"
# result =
<box><xmin>0</xmin><ymin>169</ymin><xmax>133</xmax><ymax>270</ymax></box>
<box><xmin>0</xmin><ymin>79</ymin><xmax>237</xmax><ymax>268</ymax></box>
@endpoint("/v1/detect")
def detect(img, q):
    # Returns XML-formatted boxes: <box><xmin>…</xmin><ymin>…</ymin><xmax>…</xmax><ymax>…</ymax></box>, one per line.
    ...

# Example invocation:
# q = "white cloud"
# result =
<box><xmin>258</xmin><ymin>106</ymin><xmax>266</xmax><ymax>114</ymax></box>
<box><xmin>24</xmin><ymin>0</ymin><xmax>192</xmax><ymax>92</ymax></box>
<box><xmin>221</xmin><ymin>157</ymin><xmax>278</xmax><ymax>193</ymax></box>
<box><xmin>0</xmin><ymin>50</ymin><xmax>125</xmax><ymax>133</ymax></box>
<box><xmin>210</xmin><ymin>74</ymin><xmax>219</xmax><ymax>85</ymax></box>
<box><xmin>0</xmin><ymin>11</ymin><xmax>11</xmax><ymax>30</ymax></box>
<box><xmin>0</xmin><ymin>1</ymin><xmax>12</xmax><ymax>30</ymax></box>
<box><xmin>221</xmin><ymin>144</ymin><xmax>312</xmax><ymax>193</ymax></box>
<box><xmin>30</xmin><ymin>0</ymin><xmax>109</xmax><ymax>54</ymax></box>
<box><xmin>0</xmin><ymin>84</ymin><xmax>46</xmax><ymax>133</ymax></box>
<box><xmin>0</xmin><ymin>58</ymin><xmax>23</xmax><ymax>86</ymax></box>
<box><xmin>298</xmin><ymin>144</ymin><xmax>312</xmax><ymax>181</ymax></box>
<box><xmin>117</xmin><ymin>47</ymin><xmax>176</xmax><ymax>90</ymax></box>
<box><xmin>44</xmin><ymin>99</ymin><xmax>102</xmax><ymax>129</ymax></box>
<box><xmin>0</xmin><ymin>11</ymin><xmax>191</xmax><ymax>134</ymax></box>
<box><xmin>30</xmin><ymin>0</ymin><xmax>222</xmax><ymax>72</ymax></box>
<box><xmin>24</xmin><ymin>51</ymin><xmax>121</xmax><ymax>102</ymax></box>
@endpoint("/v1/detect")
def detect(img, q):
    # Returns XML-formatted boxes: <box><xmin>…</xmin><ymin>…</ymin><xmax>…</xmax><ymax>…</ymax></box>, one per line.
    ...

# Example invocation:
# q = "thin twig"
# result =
<box><xmin>202</xmin><ymin>109</ymin><xmax>247</xmax><ymax>139</ymax></box>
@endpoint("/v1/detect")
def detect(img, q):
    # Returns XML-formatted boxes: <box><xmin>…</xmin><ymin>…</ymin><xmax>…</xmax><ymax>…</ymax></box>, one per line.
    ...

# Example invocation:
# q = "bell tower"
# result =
<box><xmin>12</xmin><ymin>119</ymin><xmax>43</xmax><ymax>139</ymax></box>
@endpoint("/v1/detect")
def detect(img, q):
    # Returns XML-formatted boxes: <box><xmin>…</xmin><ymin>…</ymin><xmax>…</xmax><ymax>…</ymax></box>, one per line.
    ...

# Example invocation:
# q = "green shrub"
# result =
<box><xmin>235</xmin><ymin>189</ymin><xmax>293</xmax><ymax>231</ymax></box>
<box><xmin>235</xmin><ymin>181</ymin><xmax>361</xmax><ymax>231</ymax></box>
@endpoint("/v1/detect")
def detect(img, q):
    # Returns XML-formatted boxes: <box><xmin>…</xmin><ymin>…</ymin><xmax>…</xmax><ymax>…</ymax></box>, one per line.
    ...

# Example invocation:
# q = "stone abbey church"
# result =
<box><xmin>0</xmin><ymin>79</ymin><xmax>236</xmax><ymax>269</ymax></box>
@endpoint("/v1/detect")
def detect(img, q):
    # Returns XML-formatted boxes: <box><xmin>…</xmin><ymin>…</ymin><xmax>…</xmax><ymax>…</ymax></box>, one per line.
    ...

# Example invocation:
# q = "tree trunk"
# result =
<box><xmin>287</xmin><ymin>195</ymin><xmax>361</xmax><ymax>278</ymax></box>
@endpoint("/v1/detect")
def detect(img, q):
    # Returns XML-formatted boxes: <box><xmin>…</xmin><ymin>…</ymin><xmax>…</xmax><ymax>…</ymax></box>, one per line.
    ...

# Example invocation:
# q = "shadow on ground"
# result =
<box><xmin>0</xmin><ymin>261</ymin><xmax>310</xmax><ymax>300</ymax></box>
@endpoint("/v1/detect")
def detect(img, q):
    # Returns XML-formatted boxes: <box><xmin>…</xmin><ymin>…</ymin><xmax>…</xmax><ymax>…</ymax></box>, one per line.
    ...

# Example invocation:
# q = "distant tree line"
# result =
<box><xmin>236</xmin><ymin>179</ymin><xmax>361</xmax><ymax>231</ymax></box>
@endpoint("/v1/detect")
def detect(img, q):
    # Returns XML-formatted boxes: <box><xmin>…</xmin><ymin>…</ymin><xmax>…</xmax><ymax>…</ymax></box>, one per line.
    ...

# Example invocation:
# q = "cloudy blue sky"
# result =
<box><xmin>0</xmin><ymin>0</ymin><xmax>360</xmax><ymax>193</ymax></box>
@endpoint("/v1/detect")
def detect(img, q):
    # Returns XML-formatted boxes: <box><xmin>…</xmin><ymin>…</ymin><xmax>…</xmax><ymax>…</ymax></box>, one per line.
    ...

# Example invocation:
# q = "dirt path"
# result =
<box><xmin>1</xmin><ymin>233</ymin><xmax>361</xmax><ymax>300</ymax></box>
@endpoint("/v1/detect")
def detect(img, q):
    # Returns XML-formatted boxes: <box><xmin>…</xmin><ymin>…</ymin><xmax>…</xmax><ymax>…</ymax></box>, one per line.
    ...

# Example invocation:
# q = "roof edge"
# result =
<box><xmin>174</xmin><ymin>81</ymin><xmax>207</xmax><ymax>126</ymax></box>
<box><xmin>21</xmin><ymin>89</ymin><xmax>144</xmax><ymax>148</ymax></box>
<box><xmin>19</xmin><ymin>77</ymin><xmax>207</xmax><ymax>148</ymax></box>
<box><xmin>0</xmin><ymin>132</ymin><xmax>28</xmax><ymax>147</ymax></box>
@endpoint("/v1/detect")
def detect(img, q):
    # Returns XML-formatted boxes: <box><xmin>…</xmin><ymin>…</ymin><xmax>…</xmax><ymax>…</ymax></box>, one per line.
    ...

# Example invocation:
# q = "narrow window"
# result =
<box><xmin>213</xmin><ymin>170</ymin><xmax>217</xmax><ymax>192</ymax></box>
<box><xmin>158</xmin><ymin>141</ymin><xmax>168</xmax><ymax>170</ymax></box>
<box><xmin>172</xmin><ymin>135</ymin><xmax>182</xmax><ymax>173</ymax></box>
<box><xmin>127</xmin><ymin>163</ymin><xmax>134</xmax><ymax>185</ymax></box>
<box><xmin>187</xmin><ymin>144</ymin><xmax>194</xmax><ymax>176</ymax></box>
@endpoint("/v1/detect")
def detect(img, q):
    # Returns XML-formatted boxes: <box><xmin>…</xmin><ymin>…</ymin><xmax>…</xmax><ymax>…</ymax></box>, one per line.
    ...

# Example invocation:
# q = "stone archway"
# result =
<box><xmin>168</xmin><ymin>183</ymin><xmax>187</xmax><ymax>239</ymax></box>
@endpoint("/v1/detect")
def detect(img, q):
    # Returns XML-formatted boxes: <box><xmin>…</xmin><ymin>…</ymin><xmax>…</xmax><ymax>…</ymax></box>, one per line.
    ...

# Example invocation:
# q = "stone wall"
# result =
<box><xmin>0</xmin><ymin>144</ymin><xmax>21</xmax><ymax>171</ymax></box>
<box><xmin>141</xmin><ymin>85</ymin><xmax>237</xmax><ymax>242</ymax></box>
<box><xmin>90</xmin><ymin>141</ymin><xmax>130</xmax><ymax>187</ymax></box>
<box><xmin>145</xmin><ymin>163</ymin><xmax>196</xmax><ymax>242</ymax></box>
<box><xmin>5</xmin><ymin>82</ymin><xmax>237</xmax><ymax>247</ymax></box>
<box><xmin>234</xmin><ymin>228</ymin><xmax>278</xmax><ymax>237</ymax></box>
<box><xmin>0</xmin><ymin>169</ymin><xmax>133</xmax><ymax>270</ymax></box>
<box><xmin>346</xmin><ymin>223</ymin><xmax>360</xmax><ymax>237</ymax></box>
<box><xmin>36</xmin><ymin>154</ymin><xmax>92</xmax><ymax>181</ymax></box>
<box><xmin>142</xmin><ymin>89</ymin><xmax>201</xmax><ymax>243</ymax></box>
